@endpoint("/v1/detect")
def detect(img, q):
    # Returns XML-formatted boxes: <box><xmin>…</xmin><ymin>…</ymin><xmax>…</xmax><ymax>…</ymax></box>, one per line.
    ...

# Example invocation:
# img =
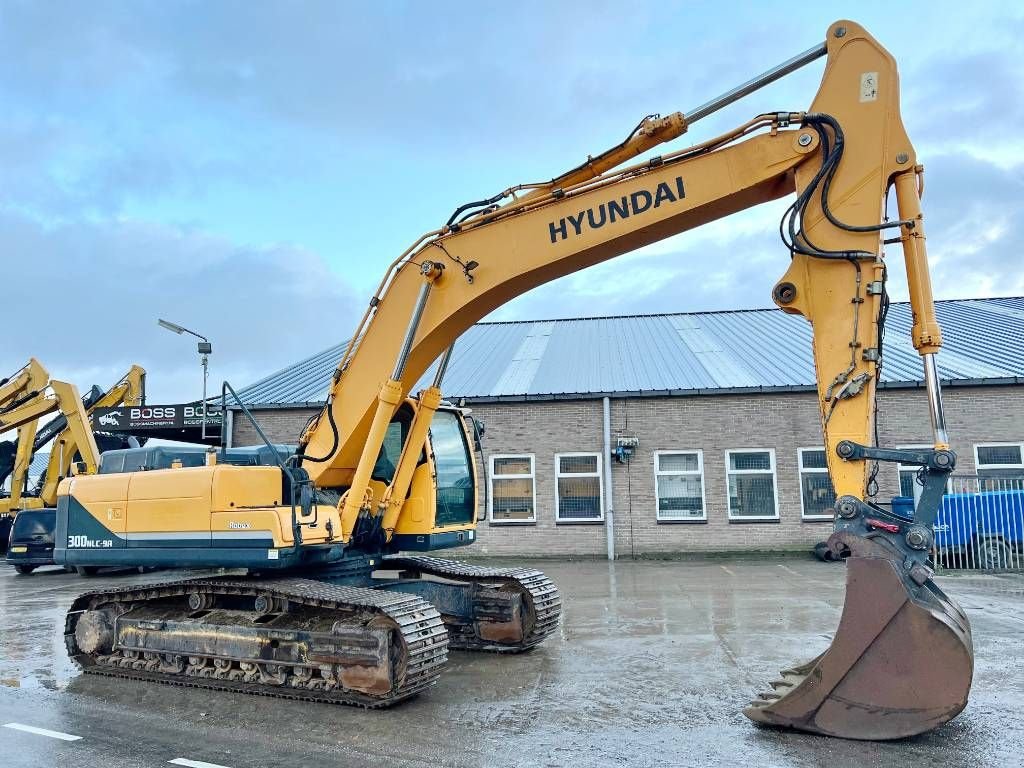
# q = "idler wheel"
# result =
<box><xmin>75</xmin><ymin>608</ymin><xmax>118</xmax><ymax>655</ymax></box>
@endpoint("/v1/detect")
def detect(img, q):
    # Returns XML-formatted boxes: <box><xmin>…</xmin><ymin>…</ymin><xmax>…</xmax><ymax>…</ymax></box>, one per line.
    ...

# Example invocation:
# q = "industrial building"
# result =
<box><xmin>231</xmin><ymin>296</ymin><xmax>1024</xmax><ymax>558</ymax></box>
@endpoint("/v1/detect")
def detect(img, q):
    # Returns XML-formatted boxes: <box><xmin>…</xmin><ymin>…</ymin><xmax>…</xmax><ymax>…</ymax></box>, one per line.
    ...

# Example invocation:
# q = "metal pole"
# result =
<box><xmin>922</xmin><ymin>353</ymin><xmax>950</xmax><ymax>446</ymax></box>
<box><xmin>684</xmin><ymin>42</ymin><xmax>828</xmax><ymax>126</ymax></box>
<box><xmin>603</xmin><ymin>396</ymin><xmax>615</xmax><ymax>561</ymax></box>
<box><xmin>224</xmin><ymin>409</ymin><xmax>234</xmax><ymax>449</ymax></box>
<box><xmin>201</xmin><ymin>353</ymin><xmax>209</xmax><ymax>441</ymax></box>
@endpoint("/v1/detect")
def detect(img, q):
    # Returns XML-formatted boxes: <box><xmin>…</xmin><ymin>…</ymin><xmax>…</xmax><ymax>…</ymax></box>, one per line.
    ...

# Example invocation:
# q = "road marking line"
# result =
<box><xmin>169</xmin><ymin>759</ymin><xmax>234</xmax><ymax>768</ymax></box>
<box><xmin>777</xmin><ymin>564</ymin><xmax>800</xmax><ymax>576</ymax></box>
<box><xmin>3</xmin><ymin>722</ymin><xmax>82</xmax><ymax>741</ymax></box>
<box><xmin>720</xmin><ymin>565</ymin><xmax>735</xmax><ymax>576</ymax></box>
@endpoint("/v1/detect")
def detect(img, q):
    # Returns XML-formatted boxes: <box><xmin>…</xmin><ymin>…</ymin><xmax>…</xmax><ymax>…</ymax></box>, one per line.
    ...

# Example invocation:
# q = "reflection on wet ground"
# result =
<box><xmin>0</xmin><ymin>558</ymin><xmax>1021</xmax><ymax>768</ymax></box>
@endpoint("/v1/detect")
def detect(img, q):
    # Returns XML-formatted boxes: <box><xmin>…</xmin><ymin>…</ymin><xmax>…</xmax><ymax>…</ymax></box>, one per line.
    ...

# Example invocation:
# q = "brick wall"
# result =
<box><xmin>236</xmin><ymin>385</ymin><xmax>1024</xmax><ymax>557</ymax></box>
<box><xmin>232</xmin><ymin>407</ymin><xmax>320</xmax><ymax>447</ymax></box>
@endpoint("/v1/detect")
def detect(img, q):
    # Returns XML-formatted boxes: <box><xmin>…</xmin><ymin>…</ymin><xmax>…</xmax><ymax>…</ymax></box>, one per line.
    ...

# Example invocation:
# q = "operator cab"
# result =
<box><xmin>348</xmin><ymin>402</ymin><xmax>477</xmax><ymax>552</ymax></box>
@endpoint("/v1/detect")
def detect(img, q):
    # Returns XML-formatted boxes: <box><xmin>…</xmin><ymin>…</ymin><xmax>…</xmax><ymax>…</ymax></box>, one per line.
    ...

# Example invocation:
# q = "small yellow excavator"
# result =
<box><xmin>1</xmin><ymin>359</ymin><xmax>53</xmax><ymax>510</ymax></box>
<box><xmin>32</xmin><ymin>365</ymin><xmax>147</xmax><ymax>508</ymax></box>
<box><xmin>1</xmin><ymin>364</ymin><xmax>146</xmax><ymax>553</ymax></box>
<box><xmin>59</xmin><ymin>21</ymin><xmax>972</xmax><ymax>740</ymax></box>
<box><xmin>1</xmin><ymin>360</ymin><xmax>97</xmax><ymax>541</ymax></box>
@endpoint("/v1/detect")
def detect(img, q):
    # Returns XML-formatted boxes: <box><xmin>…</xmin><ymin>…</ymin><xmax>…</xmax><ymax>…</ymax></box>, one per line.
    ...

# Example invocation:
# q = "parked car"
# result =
<box><xmin>6</xmin><ymin>507</ymin><xmax>153</xmax><ymax>577</ymax></box>
<box><xmin>6</xmin><ymin>507</ymin><xmax>58</xmax><ymax>574</ymax></box>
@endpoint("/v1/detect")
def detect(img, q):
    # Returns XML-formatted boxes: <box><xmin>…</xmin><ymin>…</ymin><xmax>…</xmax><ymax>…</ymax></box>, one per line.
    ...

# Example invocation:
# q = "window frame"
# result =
<box><xmin>724</xmin><ymin>448</ymin><xmax>779</xmax><ymax>522</ymax></box>
<box><xmin>797</xmin><ymin>447</ymin><xmax>835</xmax><ymax>521</ymax></box>
<box><xmin>487</xmin><ymin>453</ymin><xmax>537</xmax><ymax>525</ymax></box>
<box><xmin>974</xmin><ymin>442</ymin><xmax>1024</xmax><ymax>474</ymax></box>
<box><xmin>653</xmin><ymin>449</ymin><xmax>707</xmax><ymax>523</ymax></box>
<box><xmin>554</xmin><ymin>451</ymin><xmax>605</xmax><ymax>524</ymax></box>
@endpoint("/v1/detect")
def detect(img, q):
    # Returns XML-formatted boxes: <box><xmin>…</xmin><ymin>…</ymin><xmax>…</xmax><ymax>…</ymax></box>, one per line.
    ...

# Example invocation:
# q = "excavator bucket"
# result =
<box><xmin>744</xmin><ymin>549</ymin><xmax>974</xmax><ymax>740</ymax></box>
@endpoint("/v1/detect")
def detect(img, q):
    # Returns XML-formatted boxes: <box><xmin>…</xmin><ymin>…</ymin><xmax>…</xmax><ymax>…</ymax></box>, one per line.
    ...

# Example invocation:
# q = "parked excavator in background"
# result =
<box><xmin>59</xmin><ymin>21</ymin><xmax>972</xmax><ymax>740</ymax></box>
<box><xmin>0</xmin><ymin>359</ymin><xmax>52</xmax><ymax>499</ymax></box>
<box><xmin>1</xmin><ymin>364</ymin><xmax>146</xmax><ymax>552</ymax></box>
<box><xmin>31</xmin><ymin>365</ymin><xmax>146</xmax><ymax>507</ymax></box>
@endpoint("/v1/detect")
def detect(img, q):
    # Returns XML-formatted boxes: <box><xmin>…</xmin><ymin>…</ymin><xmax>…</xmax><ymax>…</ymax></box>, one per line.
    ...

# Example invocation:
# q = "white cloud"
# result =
<box><xmin>2</xmin><ymin>210</ymin><xmax>360</xmax><ymax>402</ymax></box>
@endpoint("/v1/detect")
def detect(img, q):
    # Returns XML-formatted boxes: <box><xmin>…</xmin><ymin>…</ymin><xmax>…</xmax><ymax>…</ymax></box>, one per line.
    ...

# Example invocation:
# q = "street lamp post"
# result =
<box><xmin>158</xmin><ymin>318</ymin><xmax>213</xmax><ymax>441</ymax></box>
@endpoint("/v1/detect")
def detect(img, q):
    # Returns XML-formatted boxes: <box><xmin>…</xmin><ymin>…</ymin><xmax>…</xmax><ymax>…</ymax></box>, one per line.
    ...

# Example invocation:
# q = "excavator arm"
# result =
<box><xmin>294</xmin><ymin>21</ymin><xmax>971</xmax><ymax>739</ymax></box>
<box><xmin>0</xmin><ymin>379</ymin><xmax>100</xmax><ymax>510</ymax></box>
<box><xmin>0</xmin><ymin>358</ymin><xmax>50</xmax><ymax>414</ymax></box>
<box><xmin>1</xmin><ymin>358</ymin><xmax>52</xmax><ymax>495</ymax></box>
<box><xmin>36</xmin><ymin>365</ymin><xmax>146</xmax><ymax>505</ymax></box>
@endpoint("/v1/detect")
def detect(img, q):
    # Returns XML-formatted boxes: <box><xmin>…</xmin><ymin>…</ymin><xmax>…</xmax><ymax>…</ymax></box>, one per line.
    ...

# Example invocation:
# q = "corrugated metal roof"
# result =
<box><xmin>233</xmin><ymin>297</ymin><xmax>1024</xmax><ymax>407</ymax></box>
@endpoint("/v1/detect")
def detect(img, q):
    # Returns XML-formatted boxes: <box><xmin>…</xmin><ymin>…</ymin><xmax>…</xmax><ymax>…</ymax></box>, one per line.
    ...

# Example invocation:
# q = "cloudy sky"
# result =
<box><xmin>3</xmin><ymin>1</ymin><xmax>1023</xmax><ymax>404</ymax></box>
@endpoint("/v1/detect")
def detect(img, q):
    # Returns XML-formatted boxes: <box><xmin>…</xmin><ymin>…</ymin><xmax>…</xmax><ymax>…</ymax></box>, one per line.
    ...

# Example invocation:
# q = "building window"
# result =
<box><xmin>555</xmin><ymin>453</ymin><xmax>603</xmax><ymax>522</ymax></box>
<box><xmin>975</xmin><ymin>443</ymin><xmax>1024</xmax><ymax>490</ymax></box>
<box><xmin>895</xmin><ymin>445</ymin><xmax>930</xmax><ymax>501</ymax></box>
<box><xmin>488</xmin><ymin>455</ymin><xmax>537</xmax><ymax>524</ymax></box>
<box><xmin>725</xmin><ymin>449</ymin><xmax>778</xmax><ymax>521</ymax></box>
<box><xmin>654</xmin><ymin>451</ymin><xmax>706</xmax><ymax>521</ymax></box>
<box><xmin>798</xmin><ymin>448</ymin><xmax>835</xmax><ymax>521</ymax></box>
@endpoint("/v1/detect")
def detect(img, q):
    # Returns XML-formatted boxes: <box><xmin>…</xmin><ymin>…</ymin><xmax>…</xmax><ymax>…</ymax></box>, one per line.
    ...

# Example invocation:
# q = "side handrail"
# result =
<box><xmin>220</xmin><ymin>381</ymin><xmax>305</xmax><ymax>550</ymax></box>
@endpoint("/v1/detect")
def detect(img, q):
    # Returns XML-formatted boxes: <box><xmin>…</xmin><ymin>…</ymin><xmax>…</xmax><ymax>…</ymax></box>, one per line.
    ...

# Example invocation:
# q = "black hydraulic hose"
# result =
<box><xmin>292</xmin><ymin>396</ymin><xmax>339</xmax><ymax>464</ymax></box>
<box><xmin>446</xmin><ymin>192</ymin><xmax>507</xmax><ymax>228</ymax></box>
<box><xmin>445</xmin><ymin>113</ymin><xmax>661</xmax><ymax>229</ymax></box>
<box><xmin>807</xmin><ymin>113</ymin><xmax>913</xmax><ymax>233</ymax></box>
<box><xmin>780</xmin><ymin>115</ymin><xmax>880</xmax><ymax>260</ymax></box>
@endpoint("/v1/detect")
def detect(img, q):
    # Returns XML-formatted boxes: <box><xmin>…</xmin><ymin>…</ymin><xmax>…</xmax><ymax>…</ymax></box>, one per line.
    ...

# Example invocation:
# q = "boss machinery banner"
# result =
<box><xmin>91</xmin><ymin>403</ymin><xmax>223</xmax><ymax>432</ymax></box>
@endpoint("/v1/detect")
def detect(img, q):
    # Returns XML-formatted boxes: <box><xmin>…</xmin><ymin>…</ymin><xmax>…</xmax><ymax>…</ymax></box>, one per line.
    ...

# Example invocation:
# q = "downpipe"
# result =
<box><xmin>603</xmin><ymin>396</ymin><xmax>615</xmax><ymax>561</ymax></box>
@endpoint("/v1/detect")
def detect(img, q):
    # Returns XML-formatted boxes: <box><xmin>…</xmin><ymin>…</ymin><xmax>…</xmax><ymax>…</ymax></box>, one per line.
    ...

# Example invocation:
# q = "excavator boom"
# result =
<box><xmin>0</xmin><ymin>379</ymin><xmax>100</xmax><ymax>508</ymax></box>
<box><xmin>35</xmin><ymin>365</ymin><xmax>146</xmax><ymax>505</ymax></box>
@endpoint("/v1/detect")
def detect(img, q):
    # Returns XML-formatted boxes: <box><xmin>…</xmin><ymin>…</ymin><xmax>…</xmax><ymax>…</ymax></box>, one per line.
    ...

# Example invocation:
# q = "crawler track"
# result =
<box><xmin>65</xmin><ymin>576</ymin><xmax>448</xmax><ymax>708</ymax></box>
<box><xmin>384</xmin><ymin>556</ymin><xmax>562</xmax><ymax>652</ymax></box>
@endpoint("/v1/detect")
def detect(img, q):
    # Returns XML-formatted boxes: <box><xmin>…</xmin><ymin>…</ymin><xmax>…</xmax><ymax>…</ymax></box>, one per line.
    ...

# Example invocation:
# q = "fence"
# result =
<box><xmin>909</xmin><ymin>475</ymin><xmax>1024</xmax><ymax>572</ymax></box>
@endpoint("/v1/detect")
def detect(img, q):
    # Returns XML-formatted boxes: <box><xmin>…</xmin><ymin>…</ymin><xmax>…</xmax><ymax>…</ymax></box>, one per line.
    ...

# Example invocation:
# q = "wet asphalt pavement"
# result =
<box><xmin>0</xmin><ymin>558</ymin><xmax>1021</xmax><ymax>768</ymax></box>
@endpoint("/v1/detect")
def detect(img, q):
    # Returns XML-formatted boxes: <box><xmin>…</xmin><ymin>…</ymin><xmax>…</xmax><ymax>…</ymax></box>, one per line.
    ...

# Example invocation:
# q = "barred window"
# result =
<box><xmin>798</xmin><ymin>448</ymin><xmax>835</xmax><ymax>520</ymax></box>
<box><xmin>725</xmin><ymin>449</ymin><xmax>778</xmax><ymax>520</ymax></box>
<box><xmin>488</xmin><ymin>455</ymin><xmax>536</xmax><ymax>523</ymax></box>
<box><xmin>655</xmin><ymin>451</ymin><xmax>705</xmax><ymax>521</ymax></box>
<box><xmin>975</xmin><ymin>443</ymin><xmax>1024</xmax><ymax>490</ymax></box>
<box><xmin>555</xmin><ymin>453</ymin><xmax>603</xmax><ymax>522</ymax></box>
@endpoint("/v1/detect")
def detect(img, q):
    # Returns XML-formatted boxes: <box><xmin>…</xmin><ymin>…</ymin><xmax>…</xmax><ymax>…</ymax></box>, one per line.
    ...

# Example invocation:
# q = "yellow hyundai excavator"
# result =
<box><xmin>58</xmin><ymin>21</ymin><xmax>972</xmax><ymax>740</ymax></box>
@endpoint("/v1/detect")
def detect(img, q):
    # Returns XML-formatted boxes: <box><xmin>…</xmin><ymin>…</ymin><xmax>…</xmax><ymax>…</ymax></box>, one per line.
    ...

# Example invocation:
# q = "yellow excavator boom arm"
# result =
<box><xmin>37</xmin><ymin>364</ymin><xmax>146</xmax><ymax>504</ymax></box>
<box><xmin>1</xmin><ymin>379</ymin><xmax>99</xmax><ymax>509</ymax></box>
<box><xmin>0</xmin><ymin>358</ymin><xmax>50</xmax><ymax>414</ymax></box>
